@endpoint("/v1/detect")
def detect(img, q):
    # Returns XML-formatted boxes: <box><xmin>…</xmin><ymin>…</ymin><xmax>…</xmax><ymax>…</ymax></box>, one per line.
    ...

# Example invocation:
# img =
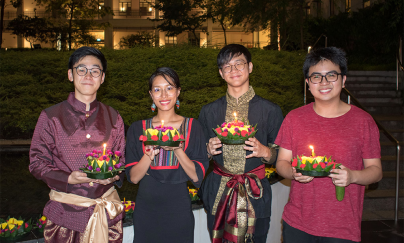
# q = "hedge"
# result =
<box><xmin>0</xmin><ymin>46</ymin><xmax>306</xmax><ymax>139</ymax></box>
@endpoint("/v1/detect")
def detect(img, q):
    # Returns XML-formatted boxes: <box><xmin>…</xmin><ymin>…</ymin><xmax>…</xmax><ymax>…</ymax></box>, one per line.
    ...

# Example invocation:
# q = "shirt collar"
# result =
<box><xmin>226</xmin><ymin>86</ymin><xmax>255</xmax><ymax>106</ymax></box>
<box><xmin>67</xmin><ymin>92</ymin><xmax>98</xmax><ymax>112</ymax></box>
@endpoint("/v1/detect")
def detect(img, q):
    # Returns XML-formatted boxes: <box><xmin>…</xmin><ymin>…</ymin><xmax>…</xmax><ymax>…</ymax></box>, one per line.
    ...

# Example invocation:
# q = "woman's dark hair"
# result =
<box><xmin>149</xmin><ymin>67</ymin><xmax>180</xmax><ymax>90</ymax></box>
<box><xmin>303</xmin><ymin>47</ymin><xmax>347</xmax><ymax>79</ymax></box>
<box><xmin>68</xmin><ymin>46</ymin><xmax>107</xmax><ymax>72</ymax></box>
<box><xmin>217</xmin><ymin>44</ymin><xmax>252</xmax><ymax>69</ymax></box>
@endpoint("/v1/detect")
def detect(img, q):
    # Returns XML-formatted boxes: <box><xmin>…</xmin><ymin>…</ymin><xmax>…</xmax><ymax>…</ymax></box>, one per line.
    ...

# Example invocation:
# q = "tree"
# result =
<box><xmin>119</xmin><ymin>32</ymin><xmax>156</xmax><ymax>48</ymax></box>
<box><xmin>0</xmin><ymin>0</ymin><xmax>22</xmax><ymax>48</ymax></box>
<box><xmin>35</xmin><ymin>0</ymin><xmax>113</xmax><ymax>50</ymax></box>
<box><xmin>206</xmin><ymin>0</ymin><xmax>233</xmax><ymax>45</ymax></box>
<box><xmin>152</xmin><ymin>0</ymin><xmax>208</xmax><ymax>46</ymax></box>
<box><xmin>7</xmin><ymin>15</ymin><xmax>56</xmax><ymax>48</ymax></box>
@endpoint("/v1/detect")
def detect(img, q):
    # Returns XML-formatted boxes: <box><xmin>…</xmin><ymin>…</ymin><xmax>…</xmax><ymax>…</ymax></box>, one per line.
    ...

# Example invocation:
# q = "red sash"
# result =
<box><xmin>212</xmin><ymin>162</ymin><xmax>265</xmax><ymax>243</ymax></box>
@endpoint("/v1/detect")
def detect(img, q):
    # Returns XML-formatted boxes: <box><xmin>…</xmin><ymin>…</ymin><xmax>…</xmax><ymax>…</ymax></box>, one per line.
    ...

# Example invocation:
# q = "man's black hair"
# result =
<box><xmin>303</xmin><ymin>47</ymin><xmax>347</xmax><ymax>79</ymax></box>
<box><xmin>68</xmin><ymin>46</ymin><xmax>107</xmax><ymax>72</ymax></box>
<box><xmin>149</xmin><ymin>67</ymin><xmax>180</xmax><ymax>90</ymax></box>
<box><xmin>217</xmin><ymin>44</ymin><xmax>252</xmax><ymax>69</ymax></box>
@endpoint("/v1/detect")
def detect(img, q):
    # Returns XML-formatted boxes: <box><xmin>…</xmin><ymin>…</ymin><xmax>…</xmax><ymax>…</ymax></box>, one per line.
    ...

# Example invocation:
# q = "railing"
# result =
<box><xmin>342</xmin><ymin>88</ymin><xmax>401</xmax><ymax>228</ymax></box>
<box><xmin>394</xmin><ymin>37</ymin><xmax>403</xmax><ymax>228</ymax></box>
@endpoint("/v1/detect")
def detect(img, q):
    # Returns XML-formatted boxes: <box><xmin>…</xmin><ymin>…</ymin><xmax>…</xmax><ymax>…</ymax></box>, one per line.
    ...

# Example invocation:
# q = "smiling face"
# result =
<box><xmin>149</xmin><ymin>75</ymin><xmax>181</xmax><ymax>112</ymax></box>
<box><xmin>68</xmin><ymin>55</ymin><xmax>105</xmax><ymax>103</ymax></box>
<box><xmin>306</xmin><ymin>60</ymin><xmax>346</xmax><ymax>104</ymax></box>
<box><xmin>219</xmin><ymin>54</ymin><xmax>253</xmax><ymax>89</ymax></box>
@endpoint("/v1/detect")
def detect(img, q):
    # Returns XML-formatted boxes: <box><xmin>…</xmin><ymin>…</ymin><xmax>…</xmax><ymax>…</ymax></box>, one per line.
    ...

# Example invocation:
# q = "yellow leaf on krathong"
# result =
<box><xmin>97</xmin><ymin>159</ymin><xmax>104</xmax><ymax>168</ymax></box>
<box><xmin>41</xmin><ymin>216</ymin><xmax>47</xmax><ymax>221</ymax></box>
<box><xmin>16</xmin><ymin>220</ymin><xmax>23</xmax><ymax>226</ymax></box>
<box><xmin>8</xmin><ymin>224</ymin><xmax>15</xmax><ymax>230</ymax></box>
<box><xmin>1</xmin><ymin>223</ymin><xmax>7</xmax><ymax>229</ymax></box>
<box><xmin>7</xmin><ymin>218</ymin><xmax>17</xmax><ymax>224</ymax></box>
<box><xmin>146</xmin><ymin>128</ymin><xmax>158</xmax><ymax>136</ymax></box>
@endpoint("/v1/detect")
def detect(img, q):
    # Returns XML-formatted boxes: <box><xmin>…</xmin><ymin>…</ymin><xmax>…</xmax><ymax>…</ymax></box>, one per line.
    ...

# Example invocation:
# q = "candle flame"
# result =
<box><xmin>309</xmin><ymin>145</ymin><xmax>313</xmax><ymax>150</ymax></box>
<box><xmin>161</xmin><ymin>120</ymin><xmax>164</xmax><ymax>127</ymax></box>
<box><xmin>234</xmin><ymin>112</ymin><xmax>237</xmax><ymax>121</ymax></box>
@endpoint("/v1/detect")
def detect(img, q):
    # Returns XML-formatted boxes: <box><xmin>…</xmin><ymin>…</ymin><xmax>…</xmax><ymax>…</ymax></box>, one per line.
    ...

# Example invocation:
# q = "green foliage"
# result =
<box><xmin>0</xmin><ymin>46</ymin><xmax>304</xmax><ymax>139</ymax></box>
<box><xmin>152</xmin><ymin>0</ymin><xmax>207</xmax><ymax>43</ymax></box>
<box><xmin>119</xmin><ymin>32</ymin><xmax>156</xmax><ymax>48</ymax></box>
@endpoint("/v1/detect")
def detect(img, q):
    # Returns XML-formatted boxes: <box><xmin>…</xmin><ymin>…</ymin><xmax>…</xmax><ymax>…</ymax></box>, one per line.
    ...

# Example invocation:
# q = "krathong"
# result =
<box><xmin>213</xmin><ymin>119</ymin><xmax>257</xmax><ymax>145</ymax></box>
<box><xmin>35</xmin><ymin>215</ymin><xmax>47</xmax><ymax>233</ymax></box>
<box><xmin>122</xmin><ymin>199</ymin><xmax>135</xmax><ymax>214</ymax></box>
<box><xmin>292</xmin><ymin>145</ymin><xmax>345</xmax><ymax>201</ymax></box>
<box><xmin>0</xmin><ymin>217</ymin><xmax>32</xmax><ymax>239</ymax></box>
<box><xmin>139</xmin><ymin>121</ymin><xmax>185</xmax><ymax>146</ymax></box>
<box><xmin>188</xmin><ymin>186</ymin><xmax>200</xmax><ymax>203</ymax></box>
<box><xmin>80</xmin><ymin>148</ymin><xmax>125</xmax><ymax>179</ymax></box>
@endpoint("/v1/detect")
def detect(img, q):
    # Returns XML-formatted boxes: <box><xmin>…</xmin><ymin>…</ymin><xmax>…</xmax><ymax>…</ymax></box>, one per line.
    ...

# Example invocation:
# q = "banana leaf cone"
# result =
<box><xmin>335</xmin><ymin>185</ymin><xmax>345</xmax><ymax>201</ymax></box>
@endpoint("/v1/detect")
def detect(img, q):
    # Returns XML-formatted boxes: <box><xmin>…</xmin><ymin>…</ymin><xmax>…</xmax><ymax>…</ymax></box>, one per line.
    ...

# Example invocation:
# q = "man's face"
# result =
<box><xmin>68</xmin><ymin>55</ymin><xmax>105</xmax><ymax>101</ymax></box>
<box><xmin>306</xmin><ymin>60</ymin><xmax>346</xmax><ymax>103</ymax></box>
<box><xmin>219</xmin><ymin>54</ymin><xmax>253</xmax><ymax>89</ymax></box>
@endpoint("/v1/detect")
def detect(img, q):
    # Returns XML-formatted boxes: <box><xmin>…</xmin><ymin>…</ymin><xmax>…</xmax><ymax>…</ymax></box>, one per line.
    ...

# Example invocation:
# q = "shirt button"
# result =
<box><xmin>86</xmin><ymin>113</ymin><xmax>90</xmax><ymax>118</ymax></box>
<box><xmin>86</xmin><ymin>134</ymin><xmax>91</xmax><ymax>139</ymax></box>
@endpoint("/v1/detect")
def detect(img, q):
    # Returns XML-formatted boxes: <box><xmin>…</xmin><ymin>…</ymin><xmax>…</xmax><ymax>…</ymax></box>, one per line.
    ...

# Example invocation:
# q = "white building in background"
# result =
<box><xmin>1</xmin><ymin>0</ymin><xmax>378</xmax><ymax>49</ymax></box>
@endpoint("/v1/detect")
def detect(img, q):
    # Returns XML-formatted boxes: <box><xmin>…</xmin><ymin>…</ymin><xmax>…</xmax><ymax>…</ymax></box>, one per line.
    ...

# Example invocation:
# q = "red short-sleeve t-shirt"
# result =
<box><xmin>275</xmin><ymin>103</ymin><xmax>380</xmax><ymax>242</ymax></box>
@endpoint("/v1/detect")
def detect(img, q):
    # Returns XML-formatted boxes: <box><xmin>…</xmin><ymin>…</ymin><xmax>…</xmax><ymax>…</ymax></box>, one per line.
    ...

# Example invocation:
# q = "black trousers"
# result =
<box><xmin>207</xmin><ymin>212</ymin><xmax>270</xmax><ymax>243</ymax></box>
<box><xmin>282</xmin><ymin>221</ymin><xmax>358</xmax><ymax>243</ymax></box>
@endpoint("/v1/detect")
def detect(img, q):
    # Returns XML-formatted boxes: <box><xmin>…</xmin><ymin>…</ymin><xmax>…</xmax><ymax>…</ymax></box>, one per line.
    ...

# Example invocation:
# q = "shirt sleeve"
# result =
<box><xmin>184</xmin><ymin>119</ymin><xmax>210</xmax><ymax>188</ymax></box>
<box><xmin>274</xmin><ymin>113</ymin><xmax>293</xmax><ymax>151</ymax></box>
<box><xmin>198</xmin><ymin>105</ymin><xmax>211</xmax><ymax>144</ymax></box>
<box><xmin>113</xmin><ymin>113</ymin><xmax>126</xmax><ymax>188</ymax></box>
<box><xmin>125</xmin><ymin>121</ymin><xmax>143</xmax><ymax>184</ymax></box>
<box><xmin>361</xmin><ymin>116</ymin><xmax>381</xmax><ymax>159</ymax></box>
<box><xmin>29</xmin><ymin>111</ymin><xmax>71</xmax><ymax>192</ymax></box>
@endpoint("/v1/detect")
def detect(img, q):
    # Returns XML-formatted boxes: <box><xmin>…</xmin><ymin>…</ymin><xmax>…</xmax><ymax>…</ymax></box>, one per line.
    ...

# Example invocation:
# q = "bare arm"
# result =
<box><xmin>329</xmin><ymin>158</ymin><xmax>382</xmax><ymax>186</ymax></box>
<box><xmin>128</xmin><ymin>146</ymin><xmax>159</xmax><ymax>184</ymax></box>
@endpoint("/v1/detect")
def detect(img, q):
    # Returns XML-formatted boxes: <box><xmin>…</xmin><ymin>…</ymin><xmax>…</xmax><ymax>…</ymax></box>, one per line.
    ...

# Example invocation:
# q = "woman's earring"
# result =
<box><xmin>151</xmin><ymin>103</ymin><xmax>156</xmax><ymax>112</ymax></box>
<box><xmin>176</xmin><ymin>99</ymin><xmax>180</xmax><ymax>109</ymax></box>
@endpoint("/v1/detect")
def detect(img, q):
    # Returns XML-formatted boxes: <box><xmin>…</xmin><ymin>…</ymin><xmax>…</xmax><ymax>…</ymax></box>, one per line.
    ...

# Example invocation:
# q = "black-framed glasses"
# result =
<box><xmin>74</xmin><ymin>66</ymin><xmax>103</xmax><ymax>78</ymax></box>
<box><xmin>308</xmin><ymin>72</ymin><xmax>342</xmax><ymax>84</ymax></box>
<box><xmin>221</xmin><ymin>62</ymin><xmax>247</xmax><ymax>73</ymax></box>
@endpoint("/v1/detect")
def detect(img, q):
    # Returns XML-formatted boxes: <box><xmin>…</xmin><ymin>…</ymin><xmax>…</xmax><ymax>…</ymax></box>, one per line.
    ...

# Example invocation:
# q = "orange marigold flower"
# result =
<box><xmin>151</xmin><ymin>135</ymin><xmax>158</xmax><ymax>141</ymax></box>
<box><xmin>162</xmin><ymin>135</ymin><xmax>169</xmax><ymax>142</ymax></box>
<box><xmin>173</xmin><ymin>135</ymin><xmax>179</xmax><ymax>141</ymax></box>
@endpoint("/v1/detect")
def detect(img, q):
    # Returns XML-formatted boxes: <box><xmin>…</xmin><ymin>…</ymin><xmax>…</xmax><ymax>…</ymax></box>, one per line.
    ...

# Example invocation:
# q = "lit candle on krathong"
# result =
<box><xmin>103</xmin><ymin>143</ymin><xmax>107</xmax><ymax>155</ymax></box>
<box><xmin>161</xmin><ymin>120</ymin><xmax>164</xmax><ymax>127</ymax></box>
<box><xmin>234</xmin><ymin>112</ymin><xmax>237</xmax><ymax>122</ymax></box>
<box><xmin>309</xmin><ymin>145</ymin><xmax>315</xmax><ymax>157</ymax></box>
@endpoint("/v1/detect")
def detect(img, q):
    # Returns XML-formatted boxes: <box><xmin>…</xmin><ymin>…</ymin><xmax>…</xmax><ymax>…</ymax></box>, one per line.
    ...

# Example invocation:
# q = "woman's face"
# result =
<box><xmin>149</xmin><ymin>75</ymin><xmax>180</xmax><ymax>112</ymax></box>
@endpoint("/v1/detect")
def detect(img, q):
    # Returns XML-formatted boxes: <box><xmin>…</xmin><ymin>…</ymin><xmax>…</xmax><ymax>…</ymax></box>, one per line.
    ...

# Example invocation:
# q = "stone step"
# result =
<box><xmin>354</xmin><ymin>97</ymin><xmax>402</xmax><ymax>104</ymax></box>
<box><xmin>345</xmin><ymin>82</ymin><xmax>398</xmax><ymax>89</ymax></box>
<box><xmin>347</xmin><ymin>90</ymin><xmax>402</xmax><ymax>97</ymax></box>
<box><xmin>363</xmin><ymin>190</ymin><xmax>404</xmax><ymax>215</ymax></box>
<box><xmin>372</xmin><ymin>172</ymin><xmax>404</xmax><ymax>190</ymax></box>
<box><xmin>380</xmin><ymin>141</ymin><xmax>404</xmax><ymax>156</ymax></box>
<box><xmin>374</xmin><ymin>116</ymin><xmax>404</xmax><ymax>131</ymax></box>
<box><xmin>362</xmin><ymin>209</ymin><xmax>404</xmax><ymax>221</ymax></box>
<box><xmin>358</xmin><ymin>103</ymin><xmax>403</xmax><ymax>115</ymax></box>
<box><xmin>348</xmin><ymin>71</ymin><xmax>398</xmax><ymax>77</ymax></box>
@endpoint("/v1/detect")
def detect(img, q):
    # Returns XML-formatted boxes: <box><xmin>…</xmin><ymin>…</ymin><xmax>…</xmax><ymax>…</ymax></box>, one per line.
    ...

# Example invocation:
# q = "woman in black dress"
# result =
<box><xmin>125</xmin><ymin>67</ymin><xmax>209</xmax><ymax>243</ymax></box>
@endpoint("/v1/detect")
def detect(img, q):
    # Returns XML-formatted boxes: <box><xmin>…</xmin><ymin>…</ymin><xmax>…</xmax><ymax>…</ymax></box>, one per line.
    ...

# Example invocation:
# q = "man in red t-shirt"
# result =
<box><xmin>275</xmin><ymin>47</ymin><xmax>382</xmax><ymax>242</ymax></box>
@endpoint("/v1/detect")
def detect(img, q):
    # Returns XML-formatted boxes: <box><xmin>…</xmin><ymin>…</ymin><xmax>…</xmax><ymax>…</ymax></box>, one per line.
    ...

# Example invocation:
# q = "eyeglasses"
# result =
<box><xmin>221</xmin><ymin>62</ymin><xmax>247</xmax><ymax>73</ymax></box>
<box><xmin>308</xmin><ymin>72</ymin><xmax>342</xmax><ymax>84</ymax></box>
<box><xmin>74</xmin><ymin>66</ymin><xmax>103</xmax><ymax>78</ymax></box>
<box><xmin>152</xmin><ymin>86</ymin><xmax>177</xmax><ymax>97</ymax></box>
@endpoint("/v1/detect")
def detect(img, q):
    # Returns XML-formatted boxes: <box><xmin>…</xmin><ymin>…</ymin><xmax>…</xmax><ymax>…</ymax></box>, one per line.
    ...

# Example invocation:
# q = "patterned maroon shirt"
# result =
<box><xmin>29</xmin><ymin>92</ymin><xmax>126</xmax><ymax>232</ymax></box>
